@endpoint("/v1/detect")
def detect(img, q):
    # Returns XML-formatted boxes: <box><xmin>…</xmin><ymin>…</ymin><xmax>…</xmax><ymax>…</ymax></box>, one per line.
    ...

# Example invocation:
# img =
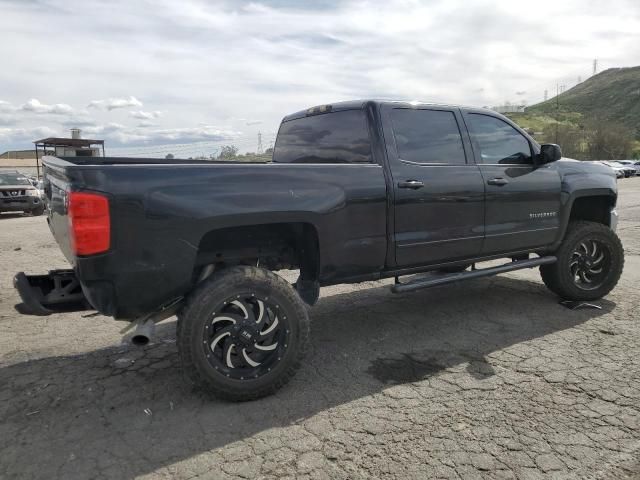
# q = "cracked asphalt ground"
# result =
<box><xmin>1</xmin><ymin>182</ymin><xmax>640</xmax><ymax>480</ymax></box>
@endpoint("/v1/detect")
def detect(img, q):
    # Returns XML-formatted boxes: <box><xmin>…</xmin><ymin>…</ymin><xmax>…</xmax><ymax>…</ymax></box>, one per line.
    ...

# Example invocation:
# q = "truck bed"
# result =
<box><xmin>41</xmin><ymin>155</ymin><xmax>388</xmax><ymax>319</ymax></box>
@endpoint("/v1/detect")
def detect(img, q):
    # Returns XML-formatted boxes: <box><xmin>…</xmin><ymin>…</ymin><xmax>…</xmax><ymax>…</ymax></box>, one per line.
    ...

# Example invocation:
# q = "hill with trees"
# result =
<box><xmin>507</xmin><ymin>66</ymin><xmax>640</xmax><ymax>159</ymax></box>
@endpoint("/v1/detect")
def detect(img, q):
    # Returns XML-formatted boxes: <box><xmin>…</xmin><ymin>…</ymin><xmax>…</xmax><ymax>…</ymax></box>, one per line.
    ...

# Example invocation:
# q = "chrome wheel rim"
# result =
<box><xmin>569</xmin><ymin>239</ymin><xmax>610</xmax><ymax>291</ymax></box>
<box><xmin>203</xmin><ymin>294</ymin><xmax>289</xmax><ymax>380</ymax></box>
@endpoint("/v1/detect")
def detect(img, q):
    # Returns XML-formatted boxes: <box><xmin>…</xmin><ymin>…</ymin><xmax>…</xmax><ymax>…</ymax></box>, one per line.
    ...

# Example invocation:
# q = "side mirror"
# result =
<box><xmin>539</xmin><ymin>144</ymin><xmax>562</xmax><ymax>164</ymax></box>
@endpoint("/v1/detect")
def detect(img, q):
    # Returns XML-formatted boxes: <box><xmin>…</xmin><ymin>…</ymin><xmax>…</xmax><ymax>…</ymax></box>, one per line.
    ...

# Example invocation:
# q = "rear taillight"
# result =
<box><xmin>68</xmin><ymin>192</ymin><xmax>110</xmax><ymax>256</ymax></box>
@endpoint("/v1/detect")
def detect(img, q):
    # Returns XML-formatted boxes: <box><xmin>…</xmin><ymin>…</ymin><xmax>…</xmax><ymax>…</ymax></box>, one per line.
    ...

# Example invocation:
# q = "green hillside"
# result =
<box><xmin>525</xmin><ymin>66</ymin><xmax>640</xmax><ymax>131</ymax></box>
<box><xmin>506</xmin><ymin>67</ymin><xmax>640</xmax><ymax>159</ymax></box>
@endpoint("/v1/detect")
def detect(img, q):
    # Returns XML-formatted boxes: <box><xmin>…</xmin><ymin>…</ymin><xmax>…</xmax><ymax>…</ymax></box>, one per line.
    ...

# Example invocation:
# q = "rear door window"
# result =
<box><xmin>273</xmin><ymin>110</ymin><xmax>371</xmax><ymax>163</ymax></box>
<box><xmin>389</xmin><ymin>109</ymin><xmax>466</xmax><ymax>165</ymax></box>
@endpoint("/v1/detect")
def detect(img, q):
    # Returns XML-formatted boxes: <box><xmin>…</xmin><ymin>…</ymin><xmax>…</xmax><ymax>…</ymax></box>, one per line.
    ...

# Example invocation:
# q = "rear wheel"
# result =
<box><xmin>177</xmin><ymin>266</ymin><xmax>310</xmax><ymax>401</ymax></box>
<box><xmin>540</xmin><ymin>221</ymin><xmax>623</xmax><ymax>301</ymax></box>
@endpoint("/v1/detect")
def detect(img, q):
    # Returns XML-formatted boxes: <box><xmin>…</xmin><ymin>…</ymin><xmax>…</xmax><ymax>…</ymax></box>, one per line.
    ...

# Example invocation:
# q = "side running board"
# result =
<box><xmin>391</xmin><ymin>256</ymin><xmax>557</xmax><ymax>294</ymax></box>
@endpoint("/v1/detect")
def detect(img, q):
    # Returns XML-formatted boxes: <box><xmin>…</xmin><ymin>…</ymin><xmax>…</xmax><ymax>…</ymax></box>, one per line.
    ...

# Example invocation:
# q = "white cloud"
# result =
<box><xmin>0</xmin><ymin>126</ymin><xmax>59</xmax><ymax>143</ymax></box>
<box><xmin>88</xmin><ymin>96</ymin><xmax>143</xmax><ymax>111</ymax></box>
<box><xmin>62</xmin><ymin>121</ymin><xmax>240</xmax><ymax>146</ymax></box>
<box><xmin>110</xmin><ymin>125</ymin><xmax>240</xmax><ymax>145</ymax></box>
<box><xmin>0</xmin><ymin>0</ymin><xmax>639</xmax><ymax>152</ymax></box>
<box><xmin>0</xmin><ymin>100</ymin><xmax>15</xmax><ymax>112</ymax></box>
<box><xmin>136</xmin><ymin>120</ymin><xmax>158</xmax><ymax>128</ymax></box>
<box><xmin>21</xmin><ymin>99</ymin><xmax>74</xmax><ymax>115</ymax></box>
<box><xmin>130</xmin><ymin>110</ymin><xmax>162</xmax><ymax>120</ymax></box>
<box><xmin>0</xmin><ymin>114</ymin><xmax>16</xmax><ymax>126</ymax></box>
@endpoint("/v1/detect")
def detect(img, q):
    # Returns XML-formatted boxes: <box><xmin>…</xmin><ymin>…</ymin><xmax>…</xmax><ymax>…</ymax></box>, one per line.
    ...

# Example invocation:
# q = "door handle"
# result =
<box><xmin>398</xmin><ymin>180</ymin><xmax>424</xmax><ymax>189</ymax></box>
<box><xmin>487</xmin><ymin>177</ymin><xmax>508</xmax><ymax>186</ymax></box>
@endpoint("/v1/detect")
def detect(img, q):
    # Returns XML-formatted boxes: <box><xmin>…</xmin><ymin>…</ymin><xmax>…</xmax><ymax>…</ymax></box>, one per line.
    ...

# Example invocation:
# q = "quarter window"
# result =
<box><xmin>466</xmin><ymin>114</ymin><xmax>532</xmax><ymax>164</ymax></box>
<box><xmin>390</xmin><ymin>109</ymin><xmax>466</xmax><ymax>165</ymax></box>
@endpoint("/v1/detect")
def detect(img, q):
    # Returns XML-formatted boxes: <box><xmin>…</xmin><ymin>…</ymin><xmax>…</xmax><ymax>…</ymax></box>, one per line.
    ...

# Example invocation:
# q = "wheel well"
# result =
<box><xmin>569</xmin><ymin>196</ymin><xmax>614</xmax><ymax>226</ymax></box>
<box><xmin>194</xmin><ymin>222</ymin><xmax>320</xmax><ymax>281</ymax></box>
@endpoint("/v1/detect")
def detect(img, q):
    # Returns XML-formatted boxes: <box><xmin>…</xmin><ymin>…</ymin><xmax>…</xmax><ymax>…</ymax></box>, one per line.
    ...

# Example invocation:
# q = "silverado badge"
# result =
<box><xmin>529</xmin><ymin>212</ymin><xmax>557</xmax><ymax>219</ymax></box>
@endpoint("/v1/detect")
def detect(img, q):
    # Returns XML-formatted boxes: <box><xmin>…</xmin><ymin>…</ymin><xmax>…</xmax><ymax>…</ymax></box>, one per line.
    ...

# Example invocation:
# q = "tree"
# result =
<box><xmin>165</xmin><ymin>153</ymin><xmax>174</xmax><ymax>159</ymax></box>
<box><xmin>586</xmin><ymin>122</ymin><xmax>633</xmax><ymax>160</ymax></box>
<box><xmin>542</xmin><ymin>123</ymin><xmax>584</xmax><ymax>159</ymax></box>
<box><xmin>218</xmin><ymin>145</ymin><xmax>239</xmax><ymax>160</ymax></box>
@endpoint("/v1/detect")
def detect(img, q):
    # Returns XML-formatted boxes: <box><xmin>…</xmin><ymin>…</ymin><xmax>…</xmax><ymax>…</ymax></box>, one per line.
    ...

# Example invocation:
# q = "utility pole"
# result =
<box><xmin>556</xmin><ymin>83</ymin><xmax>560</xmax><ymax>145</ymax></box>
<box><xmin>593</xmin><ymin>59</ymin><xmax>598</xmax><ymax>75</ymax></box>
<box><xmin>257</xmin><ymin>132</ymin><xmax>263</xmax><ymax>154</ymax></box>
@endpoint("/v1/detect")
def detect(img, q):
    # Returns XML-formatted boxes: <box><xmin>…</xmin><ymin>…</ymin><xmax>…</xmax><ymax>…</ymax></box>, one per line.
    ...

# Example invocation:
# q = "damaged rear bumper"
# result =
<box><xmin>13</xmin><ymin>270</ymin><xmax>92</xmax><ymax>315</ymax></box>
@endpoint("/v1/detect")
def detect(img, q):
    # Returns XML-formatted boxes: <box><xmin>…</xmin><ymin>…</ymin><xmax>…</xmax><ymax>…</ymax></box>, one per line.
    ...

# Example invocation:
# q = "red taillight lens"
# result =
<box><xmin>68</xmin><ymin>192</ymin><xmax>110</xmax><ymax>256</ymax></box>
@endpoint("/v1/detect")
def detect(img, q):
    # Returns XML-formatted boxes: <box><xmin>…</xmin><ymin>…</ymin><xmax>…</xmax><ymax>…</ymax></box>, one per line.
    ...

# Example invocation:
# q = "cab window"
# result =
<box><xmin>273</xmin><ymin>110</ymin><xmax>371</xmax><ymax>163</ymax></box>
<box><xmin>466</xmin><ymin>114</ymin><xmax>532</xmax><ymax>165</ymax></box>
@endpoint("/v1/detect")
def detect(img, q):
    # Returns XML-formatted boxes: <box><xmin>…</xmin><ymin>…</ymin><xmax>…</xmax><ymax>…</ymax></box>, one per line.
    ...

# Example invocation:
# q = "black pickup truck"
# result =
<box><xmin>15</xmin><ymin>100</ymin><xmax>624</xmax><ymax>401</ymax></box>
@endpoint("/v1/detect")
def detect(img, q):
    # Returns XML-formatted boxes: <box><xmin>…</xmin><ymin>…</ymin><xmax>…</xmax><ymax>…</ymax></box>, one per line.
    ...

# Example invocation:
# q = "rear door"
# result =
<box><xmin>462</xmin><ymin>110</ymin><xmax>561</xmax><ymax>255</ymax></box>
<box><xmin>380</xmin><ymin>105</ymin><xmax>485</xmax><ymax>267</ymax></box>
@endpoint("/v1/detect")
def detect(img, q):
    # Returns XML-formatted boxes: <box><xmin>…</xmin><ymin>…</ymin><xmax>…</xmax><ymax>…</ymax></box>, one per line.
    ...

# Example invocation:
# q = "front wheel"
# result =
<box><xmin>540</xmin><ymin>221</ymin><xmax>624</xmax><ymax>301</ymax></box>
<box><xmin>177</xmin><ymin>266</ymin><xmax>310</xmax><ymax>401</ymax></box>
<box><xmin>30</xmin><ymin>205</ymin><xmax>45</xmax><ymax>216</ymax></box>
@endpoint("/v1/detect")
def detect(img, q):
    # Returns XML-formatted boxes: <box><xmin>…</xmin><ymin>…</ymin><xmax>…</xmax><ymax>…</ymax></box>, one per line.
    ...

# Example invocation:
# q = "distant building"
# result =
<box><xmin>492</xmin><ymin>104</ymin><xmax>526</xmax><ymax>114</ymax></box>
<box><xmin>31</xmin><ymin>129</ymin><xmax>105</xmax><ymax>177</ymax></box>
<box><xmin>34</xmin><ymin>129</ymin><xmax>104</xmax><ymax>158</ymax></box>
<box><xmin>0</xmin><ymin>150</ymin><xmax>51</xmax><ymax>171</ymax></box>
<box><xmin>1</xmin><ymin>129</ymin><xmax>106</xmax><ymax>176</ymax></box>
<box><xmin>0</xmin><ymin>150</ymin><xmax>39</xmax><ymax>160</ymax></box>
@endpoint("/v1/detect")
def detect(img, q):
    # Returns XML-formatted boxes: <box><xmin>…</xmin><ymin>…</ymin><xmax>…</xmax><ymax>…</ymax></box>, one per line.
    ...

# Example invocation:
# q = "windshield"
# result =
<box><xmin>0</xmin><ymin>173</ymin><xmax>31</xmax><ymax>186</ymax></box>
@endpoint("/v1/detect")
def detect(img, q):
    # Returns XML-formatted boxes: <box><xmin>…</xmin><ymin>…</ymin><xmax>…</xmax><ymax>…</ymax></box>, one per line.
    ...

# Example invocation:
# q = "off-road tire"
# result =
<box><xmin>177</xmin><ymin>266</ymin><xmax>310</xmax><ymax>401</ymax></box>
<box><xmin>30</xmin><ymin>205</ymin><xmax>45</xmax><ymax>216</ymax></box>
<box><xmin>540</xmin><ymin>221</ymin><xmax>624</xmax><ymax>301</ymax></box>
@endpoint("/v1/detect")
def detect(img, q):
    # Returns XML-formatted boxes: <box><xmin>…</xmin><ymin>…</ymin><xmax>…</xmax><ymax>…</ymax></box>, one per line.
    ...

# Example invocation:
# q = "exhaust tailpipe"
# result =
<box><xmin>129</xmin><ymin>319</ymin><xmax>156</xmax><ymax>346</ymax></box>
<box><xmin>121</xmin><ymin>297</ymin><xmax>184</xmax><ymax>346</ymax></box>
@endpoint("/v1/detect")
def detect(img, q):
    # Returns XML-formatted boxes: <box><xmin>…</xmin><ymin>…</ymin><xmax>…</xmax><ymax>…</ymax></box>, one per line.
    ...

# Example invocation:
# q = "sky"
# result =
<box><xmin>1</xmin><ymin>0</ymin><xmax>639</xmax><ymax>156</ymax></box>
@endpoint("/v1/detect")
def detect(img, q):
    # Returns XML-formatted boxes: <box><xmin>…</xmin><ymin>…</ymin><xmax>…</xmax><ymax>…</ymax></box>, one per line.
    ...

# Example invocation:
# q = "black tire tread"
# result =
<box><xmin>540</xmin><ymin>221</ymin><xmax>624</xmax><ymax>301</ymax></box>
<box><xmin>30</xmin><ymin>205</ymin><xmax>45</xmax><ymax>216</ymax></box>
<box><xmin>177</xmin><ymin>266</ymin><xmax>310</xmax><ymax>401</ymax></box>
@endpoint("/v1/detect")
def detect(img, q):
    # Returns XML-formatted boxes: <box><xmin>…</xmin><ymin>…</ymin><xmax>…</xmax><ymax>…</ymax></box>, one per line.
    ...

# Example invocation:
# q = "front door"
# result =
<box><xmin>381</xmin><ymin>105</ymin><xmax>486</xmax><ymax>267</ymax></box>
<box><xmin>462</xmin><ymin>111</ymin><xmax>562</xmax><ymax>255</ymax></box>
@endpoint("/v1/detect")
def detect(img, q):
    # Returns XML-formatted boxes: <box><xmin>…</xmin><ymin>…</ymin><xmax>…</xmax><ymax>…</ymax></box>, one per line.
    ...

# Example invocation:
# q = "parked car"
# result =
<box><xmin>15</xmin><ymin>100</ymin><xmax>624</xmax><ymax>401</ymax></box>
<box><xmin>601</xmin><ymin>161</ymin><xmax>635</xmax><ymax>177</ymax></box>
<box><xmin>617</xmin><ymin>160</ymin><xmax>640</xmax><ymax>175</ymax></box>
<box><xmin>596</xmin><ymin>161</ymin><xmax>625</xmax><ymax>179</ymax></box>
<box><xmin>0</xmin><ymin>171</ymin><xmax>45</xmax><ymax>216</ymax></box>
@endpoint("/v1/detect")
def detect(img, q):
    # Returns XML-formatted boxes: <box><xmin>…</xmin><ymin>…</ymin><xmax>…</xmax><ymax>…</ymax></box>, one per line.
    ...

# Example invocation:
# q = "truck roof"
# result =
<box><xmin>282</xmin><ymin>99</ymin><xmax>495</xmax><ymax>122</ymax></box>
